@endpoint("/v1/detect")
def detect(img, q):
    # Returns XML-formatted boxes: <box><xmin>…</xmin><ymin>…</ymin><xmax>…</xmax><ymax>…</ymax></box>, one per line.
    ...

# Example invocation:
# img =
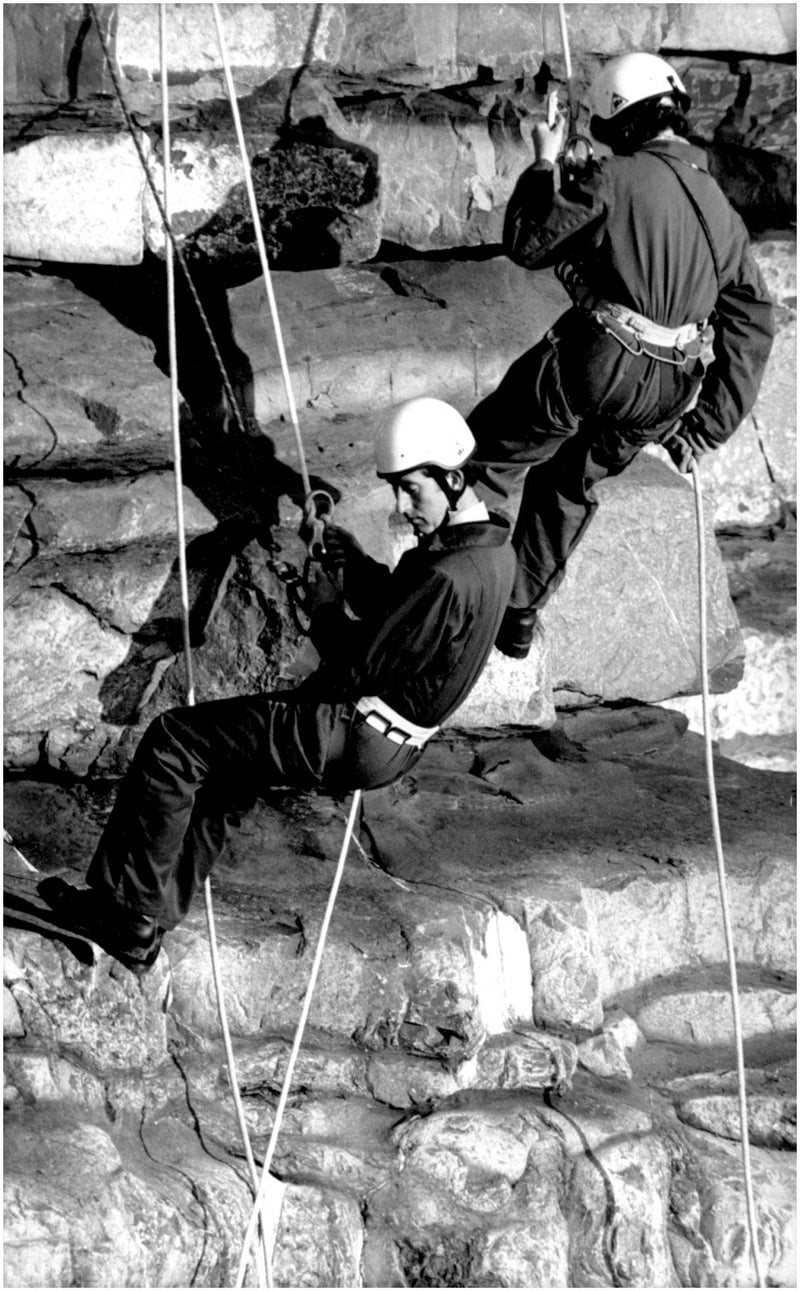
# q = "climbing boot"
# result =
<box><xmin>38</xmin><ymin>878</ymin><xmax>164</xmax><ymax>976</ymax></box>
<box><xmin>494</xmin><ymin>606</ymin><xmax>539</xmax><ymax>660</ymax></box>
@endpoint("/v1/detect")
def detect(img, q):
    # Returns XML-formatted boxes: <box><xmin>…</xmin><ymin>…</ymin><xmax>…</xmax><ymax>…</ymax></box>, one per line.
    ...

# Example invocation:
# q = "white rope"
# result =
<box><xmin>691</xmin><ymin>459</ymin><xmax>765</xmax><ymax>1288</ymax></box>
<box><xmin>159</xmin><ymin>8</ymin><xmax>269</xmax><ymax>1285</ymax></box>
<box><xmin>161</xmin><ymin>6</ymin><xmax>195</xmax><ymax>710</ymax></box>
<box><xmin>234</xmin><ymin>788</ymin><xmax>363</xmax><ymax>1290</ymax></box>
<box><xmin>211</xmin><ymin>0</ymin><xmax>313</xmax><ymax>501</ymax></box>
<box><xmin>90</xmin><ymin>4</ymin><xmax>250</xmax><ymax>438</ymax></box>
<box><xmin>557</xmin><ymin>1</ymin><xmax>573</xmax><ymax>85</ymax></box>
<box><xmin>157</xmin><ymin>14</ymin><xmax>358</xmax><ymax>1285</ymax></box>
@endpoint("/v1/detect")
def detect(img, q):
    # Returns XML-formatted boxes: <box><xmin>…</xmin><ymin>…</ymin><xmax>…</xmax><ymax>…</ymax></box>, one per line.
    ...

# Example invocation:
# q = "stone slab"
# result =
<box><xmin>3</xmin><ymin>271</ymin><xmax>177</xmax><ymax>474</ymax></box>
<box><xmin>3</xmin><ymin>135</ymin><xmax>147</xmax><ymax>265</ymax></box>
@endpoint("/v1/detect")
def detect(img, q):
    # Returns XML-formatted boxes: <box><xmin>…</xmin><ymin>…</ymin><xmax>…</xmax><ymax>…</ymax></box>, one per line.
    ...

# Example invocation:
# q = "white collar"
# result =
<box><xmin>448</xmin><ymin>500</ymin><xmax>490</xmax><ymax>526</ymax></box>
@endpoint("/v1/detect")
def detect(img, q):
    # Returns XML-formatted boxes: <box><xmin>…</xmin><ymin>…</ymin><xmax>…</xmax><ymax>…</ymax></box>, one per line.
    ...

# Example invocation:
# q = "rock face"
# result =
<box><xmin>2</xmin><ymin>6</ymin><xmax>797</xmax><ymax>1286</ymax></box>
<box><xmin>4</xmin><ymin>711</ymin><xmax>796</xmax><ymax>1286</ymax></box>
<box><xmin>4</xmin><ymin>233</ymin><xmax>796</xmax><ymax>770</ymax></box>
<box><xmin>6</xmin><ymin>256</ymin><xmax>782</xmax><ymax>772</ymax></box>
<box><xmin>3</xmin><ymin>5</ymin><xmax>796</xmax><ymax>264</ymax></box>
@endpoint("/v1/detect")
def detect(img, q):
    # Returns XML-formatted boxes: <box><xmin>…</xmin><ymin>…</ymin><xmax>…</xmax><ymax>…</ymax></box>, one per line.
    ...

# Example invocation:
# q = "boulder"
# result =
<box><xmin>632</xmin><ymin>968</ymin><xmax>797</xmax><ymax>1046</ymax></box>
<box><xmin>3</xmin><ymin>135</ymin><xmax>147</xmax><ymax>264</ymax></box>
<box><xmin>547</xmin><ymin>454</ymin><xmax>744</xmax><ymax>704</ymax></box>
<box><xmin>670</xmin><ymin>1127</ymin><xmax>797</xmax><ymax>1288</ymax></box>
<box><xmin>145</xmin><ymin>126</ymin><xmax>382</xmax><ymax>271</ymax></box>
<box><xmin>3</xmin><ymin>270</ymin><xmax>177</xmax><ymax>474</ymax></box>
<box><xmin>3</xmin><ymin>1108</ymin><xmax>255</xmax><ymax>1288</ymax></box>
<box><xmin>2</xmin><ymin>474</ymin><xmax>218</xmax><ymax>771</ymax></box>
<box><xmin>18</xmin><ymin>473</ymin><xmax>215</xmax><ymax>553</ymax></box>
<box><xmin>662</xmin><ymin>526</ymin><xmax>797</xmax><ymax>771</ymax></box>
<box><xmin>114</xmin><ymin>2</ymin><xmax>346</xmax><ymax>107</ymax></box>
<box><xmin>680</xmin><ymin>238</ymin><xmax>797</xmax><ymax>531</ymax></box>
<box><xmin>577</xmin><ymin>1009</ymin><xmax>645</xmax><ymax>1080</ymax></box>
<box><xmin>663</xmin><ymin>1060</ymin><xmax>797</xmax><ymax>1149</ymax></box>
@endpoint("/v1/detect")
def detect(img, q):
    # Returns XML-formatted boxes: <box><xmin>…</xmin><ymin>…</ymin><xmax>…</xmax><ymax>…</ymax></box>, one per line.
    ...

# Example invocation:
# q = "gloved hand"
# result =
<box><xmin>302</xmin><ymin>563</ymin><xmax>341</xmax><ymax>614</ymax></box>
<box><xmin>662</xmin><ymin>413</ymin><xmax>714</xmax><ymax>475</ymax></box>
<box><xmin>316</xmin><ymin>523</ymin><xmax>366</xmax><ymax>570</ymax></box>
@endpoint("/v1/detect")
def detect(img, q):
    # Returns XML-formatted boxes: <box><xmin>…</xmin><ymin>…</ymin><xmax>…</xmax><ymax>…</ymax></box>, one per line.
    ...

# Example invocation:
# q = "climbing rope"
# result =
<box><xmin>94</xmin><ymin>9</ymin><xmax>766</xmax><ymax>1287</ymax></box>
<box><xmin>90</xmin><ymin>5</ymin><xmax>251</xmax><ymax>439</ymax></box>
<box><xmin>551</xmin><ymin>5</ymin><xmax>762</xmax><ymax>1277</ymax></box>
<box><xmin>210</xmin><ymin>1</ymin><xmax>313</xmax><ymax>499</ymax></box>
<box><xmin>552</xmin><ymin>2</ymin><xmax>593</xmax><ymax>180</ymax></box>
<box><xmin>158</xmin><ymin>9</ymin><xmax>271</xmax><ymax>1286</ymax></box>
<box><xmin>234</xmin><ymin>787</ymin><xmax>363</xmax><ymax>1288</ymax></box>
<box><xmin>151</xmin><ymin>6</ymin><xmax>357</xmax><ymax>1285</ymax></box>
<box><xmin>210</xmin><ymin>11</ymin><xmax>364</xmax><ymax>1279</ymax></box>
<box><xmin>691</xmin><ymin>459</ymin><xmax>764</xmax><ymax>1288</ymax></box>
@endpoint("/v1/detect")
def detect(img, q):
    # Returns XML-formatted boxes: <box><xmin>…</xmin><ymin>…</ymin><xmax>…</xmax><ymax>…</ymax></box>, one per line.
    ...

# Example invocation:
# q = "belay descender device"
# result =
<box><xmin>549</xmin><ymin>3</ymin><xmax>594</xmax><ymax>186</ymax></box>
<box><xmin>268</xmin><ymin>488</ymin><xmax>339</xmax><ymax>635</ymax></box>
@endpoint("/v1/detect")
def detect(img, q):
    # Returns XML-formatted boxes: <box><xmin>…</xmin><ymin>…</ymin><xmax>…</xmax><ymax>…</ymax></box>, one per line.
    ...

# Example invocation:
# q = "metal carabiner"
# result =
<box><xmin>561</xmin><ymin>133</ymin><xmax>594</xmax><ymax>184</ymax></box>
<box><xmin>302</xmin><ymin>489</ymin><xmax>336</xmax><ymax>560</ymax></box>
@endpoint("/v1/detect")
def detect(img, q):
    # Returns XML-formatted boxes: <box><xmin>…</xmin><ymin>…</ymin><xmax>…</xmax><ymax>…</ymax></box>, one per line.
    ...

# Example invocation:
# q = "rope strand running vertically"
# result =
<box><xmin>89</xmin><ymin>3</ymin><xmax>250</xmax><ymax>438</ymax></box>
<box><xmin>234</xmin><ymin>786</ymin><xmax>363</xmax><ymax>1289</ymax></box>
<box><xmin>211</xmin><ymin>0</ymin><xmax>313</xmax><ymax>500</ymax></box>
<box><xmin>691</xmin><ymin>459</ymin><xmax>764</xmax><ymax>1288</ymax></box>
<box><xmin>158</xmin><ymin>7</ymin><xmax>270</xmax><ymax>1284</ymax></box>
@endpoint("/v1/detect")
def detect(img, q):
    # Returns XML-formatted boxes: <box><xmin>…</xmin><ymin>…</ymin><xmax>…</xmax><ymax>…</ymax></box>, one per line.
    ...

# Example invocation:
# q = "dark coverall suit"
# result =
<box><xmin>87</xmin><ymin>516</ymin><xmax>515</xmax><ymax>929</ymax></box>
<box><xmin>468</xmin><ymin>138</ymin><xmax>775</xmax><ymax>613</ymax></box>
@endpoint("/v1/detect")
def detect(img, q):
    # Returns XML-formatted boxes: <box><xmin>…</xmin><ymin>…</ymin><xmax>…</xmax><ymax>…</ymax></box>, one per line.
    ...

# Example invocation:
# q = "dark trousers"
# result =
<box><xmin>87</xmin><ymin>690</ymin><xmax>421</xmax><ymax>929</ymax></box>
<box><xmin>468</xmin><ymin>312</ymin><xmax>704</xmax><ymax>610</ymax></box>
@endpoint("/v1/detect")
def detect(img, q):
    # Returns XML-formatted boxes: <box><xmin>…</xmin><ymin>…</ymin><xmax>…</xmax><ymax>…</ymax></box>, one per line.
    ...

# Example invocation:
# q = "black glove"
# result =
<box><xmin>662</xmin><ymin>412</ymin><xmax>715</xmax><ymax>475</ymax></box>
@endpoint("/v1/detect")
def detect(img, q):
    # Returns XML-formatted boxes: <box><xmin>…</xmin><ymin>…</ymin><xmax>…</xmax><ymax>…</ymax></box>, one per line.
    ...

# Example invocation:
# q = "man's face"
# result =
<box><xmin>392</xmin><ymin>468</ymin><xmax>449</xmax><ymax>536</ymax></box>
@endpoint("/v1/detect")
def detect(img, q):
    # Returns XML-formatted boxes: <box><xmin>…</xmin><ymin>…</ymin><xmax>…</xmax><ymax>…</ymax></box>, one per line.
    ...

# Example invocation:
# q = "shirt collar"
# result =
<box><xmin>447</xmin><ymin>500</ymin><xmax>490</xmax><ymax>526</ymax></box>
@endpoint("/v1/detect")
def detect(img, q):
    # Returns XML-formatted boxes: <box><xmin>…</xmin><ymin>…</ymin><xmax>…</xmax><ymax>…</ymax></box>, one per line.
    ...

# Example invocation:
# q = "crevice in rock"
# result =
<box><xmin>3</xmin><ymin>346</ymin><xmax>59</xmax><ymax>467</ymax></box>
<box><xmin>753</xmin><ymin>413</ymin><xmax>795</xmax><ymax>527</ymax></box>
<box><xmin>378</xmin><ymin>265</ymin><xmax>446</xmax><ymax>307</ymax></box>
<box><xmin>65</xmin><ymin>8</ymin><xmax>95</xmax><ymax>104</ymax></box>
<box><xmin>49</xmin><ymin>580</ymin><xmax>127</xmax><ymax>636</ymax></box>
<box><xmin>135</xmin><ymin>1101</ymin><xmax>212</xmax><ymax>1285</ymax></box>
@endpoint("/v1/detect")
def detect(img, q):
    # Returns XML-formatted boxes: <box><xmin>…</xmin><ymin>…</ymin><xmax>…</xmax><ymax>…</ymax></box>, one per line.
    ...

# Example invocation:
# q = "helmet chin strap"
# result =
<box><xmin>427</xmin><ymin>465</ymin><xmax>466</xmax><ymax>515</ymax></box>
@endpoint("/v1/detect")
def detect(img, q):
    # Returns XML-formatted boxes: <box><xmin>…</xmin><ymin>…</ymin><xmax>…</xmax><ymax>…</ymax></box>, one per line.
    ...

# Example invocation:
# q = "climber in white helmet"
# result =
<box><xmin>468</xmin><ymin>50</ymin><xmax>774</xmax><ymax>659</ymax></box>
<box><xmin>55</xmin><ymin>398</ymin><xmax>515</xmax><ymax>973</ymax></box>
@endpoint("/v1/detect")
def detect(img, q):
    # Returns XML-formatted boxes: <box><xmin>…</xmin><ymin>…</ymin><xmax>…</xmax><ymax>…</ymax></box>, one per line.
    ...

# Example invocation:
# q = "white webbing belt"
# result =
<box><xmin>594</xmin><ymin>300</ymin><xmax>705</xmax><ymax>349</ymax></box>
<box><xmin>355</xmin><ymin>696</ymin><xmax>439</xmax><ymax>749</ymax></box>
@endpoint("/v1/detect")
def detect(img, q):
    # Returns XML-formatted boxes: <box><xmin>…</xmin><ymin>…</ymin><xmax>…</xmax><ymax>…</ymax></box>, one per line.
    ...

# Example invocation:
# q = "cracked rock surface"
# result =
<box><xmin>4</xmin><ymin>707</ymin><xmax>796</xmax><ymax>1287</ymax></box>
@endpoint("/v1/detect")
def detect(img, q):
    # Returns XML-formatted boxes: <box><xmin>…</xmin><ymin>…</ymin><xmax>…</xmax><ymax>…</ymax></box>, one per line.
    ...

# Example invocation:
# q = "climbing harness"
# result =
<box><xmin>590</xmin><ymin>302</ymin><xmax>714</xmax><ymax>369</ymax></box>
<box><xmin>556</xmin><ymin>258</ymin><xmax>714</xmax><ymax>369</ymax></box>
<box><xmin>355</xmin><ymin>695</ymin><xmax>439</xmax><ymax>748</ymax></box>
<box><xmin>691</xmin><ymin>460</ymin><xmax>765</xmax><ymax>1289</ymax></box>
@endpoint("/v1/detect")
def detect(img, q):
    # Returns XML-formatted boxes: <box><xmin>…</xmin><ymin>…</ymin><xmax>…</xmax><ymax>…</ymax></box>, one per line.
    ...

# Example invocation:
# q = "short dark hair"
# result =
<box><xmin>591</xmin><ymin>96</ymin><xmax>690</xmax><ymax>155</ymax></box>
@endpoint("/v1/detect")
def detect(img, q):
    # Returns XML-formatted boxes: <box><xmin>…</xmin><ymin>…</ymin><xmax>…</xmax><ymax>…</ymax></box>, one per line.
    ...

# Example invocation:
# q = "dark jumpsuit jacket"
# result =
<box><xmin>468</xmin><ymin>138</ymin><xmax>774</xmax><ymax>611</ymax></box>
<box><xmin>87</xmin><ymin>515</ymin><xmax>515</xmax><ymax>927</ymax></box>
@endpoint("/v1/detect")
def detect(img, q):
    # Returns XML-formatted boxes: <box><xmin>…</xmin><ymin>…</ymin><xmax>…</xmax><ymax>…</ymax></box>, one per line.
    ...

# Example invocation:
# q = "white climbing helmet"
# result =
<box><xmin>374</xmin><ymin>397</ymin><xmax>476</xmax><ymax>477</ymax></box>
<box><xmin>588</xmin><ymin>52</ymin><xmax>690</xmax><ymax>123</ymax></box>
